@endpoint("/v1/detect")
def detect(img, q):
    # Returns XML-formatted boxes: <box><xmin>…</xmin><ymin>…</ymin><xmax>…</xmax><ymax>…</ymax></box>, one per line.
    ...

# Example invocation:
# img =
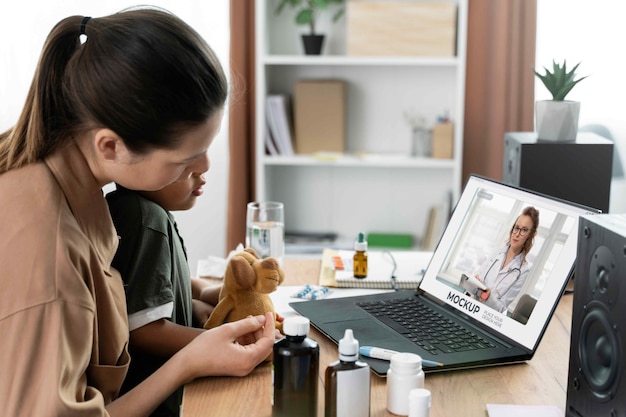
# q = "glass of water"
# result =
<box><xmin>245</xmin><ymin>201</ymin><xmax>284</xmax><ymax>265</ymax></box>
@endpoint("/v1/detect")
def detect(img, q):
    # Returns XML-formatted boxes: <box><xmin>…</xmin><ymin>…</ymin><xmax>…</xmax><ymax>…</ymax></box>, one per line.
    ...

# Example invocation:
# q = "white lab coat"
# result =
<box><xmin>475</xmin><ymin>246</ymin><xmax>530</xmax><ymax>313</ymax></box>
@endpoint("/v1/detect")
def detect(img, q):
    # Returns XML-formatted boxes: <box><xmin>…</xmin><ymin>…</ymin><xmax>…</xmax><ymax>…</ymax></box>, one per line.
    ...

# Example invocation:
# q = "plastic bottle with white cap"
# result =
<box><xmin>386</xmin><ymin>352</ymin><xmax>424</xmax><ymax>415</ymax></box>
<box><xmin>408</xmin><ymin>388</ymin><xmax>431</xmax><ymax>417</ymax></box>
<box><xmin>324</xmin><ymin>329</ymin><xmax>371</xmax><ymax>417</ymax></box>
<box><xmin>272</xmin><ymin>316</ymin><xmax>319</xmax><ymax>417</ymax></box>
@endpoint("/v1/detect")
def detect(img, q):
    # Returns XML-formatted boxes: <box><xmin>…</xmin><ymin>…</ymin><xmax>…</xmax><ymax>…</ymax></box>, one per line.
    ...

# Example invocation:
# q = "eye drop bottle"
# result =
<box><xmin>325</xmin><ymin>329</ymin><xmax>371</xmax><ymax>417</ymax></box>
<box><xmin>353</xmin><ymin>232</ymin><xmax>368</xmax><ymax>278</ymax></box>
<box><xmin>272</xmin><ymin>316</ymin><xmax>319</xmax><ymax>417</ymax></box>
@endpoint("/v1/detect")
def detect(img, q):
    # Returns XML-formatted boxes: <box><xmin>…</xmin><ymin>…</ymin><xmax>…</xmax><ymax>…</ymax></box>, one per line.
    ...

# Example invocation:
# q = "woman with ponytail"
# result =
<box><xmin>0</xmin><ymin>8</ymin><xmax>274</xmax><ymax>417</ymax></box>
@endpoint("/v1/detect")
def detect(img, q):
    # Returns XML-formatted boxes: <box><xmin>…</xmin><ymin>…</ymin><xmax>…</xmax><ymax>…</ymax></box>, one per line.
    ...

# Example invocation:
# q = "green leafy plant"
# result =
<box><xmin>275</xmin><ymin>0</ymin><xmax>345</xmax><ymax>35</ymax></box>
<box><xmin>534</xmin><ymin>60</ymin><xmax>587</xmax><ymax>101</ymax></box>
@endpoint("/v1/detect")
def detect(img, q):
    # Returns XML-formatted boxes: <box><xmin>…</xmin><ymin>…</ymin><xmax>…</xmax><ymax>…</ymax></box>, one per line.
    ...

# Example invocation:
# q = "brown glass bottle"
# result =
<box><xmin>353</xmin><ymin>232</ymin><xmax>368</xmax><ymax>278</ymax></box>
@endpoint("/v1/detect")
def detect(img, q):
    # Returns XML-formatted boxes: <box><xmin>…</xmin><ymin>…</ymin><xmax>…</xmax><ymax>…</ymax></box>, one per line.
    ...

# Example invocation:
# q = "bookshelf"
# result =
<box><xmin>255</xmin><ymin>0</ymin><xmax>467</xmax><ymax>251</ymax></box>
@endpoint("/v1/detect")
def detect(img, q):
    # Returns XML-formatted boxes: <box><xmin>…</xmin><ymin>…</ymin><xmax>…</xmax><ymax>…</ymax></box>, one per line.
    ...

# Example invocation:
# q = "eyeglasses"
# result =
<box><xmin>512</xmin><ymin>226</ymin><xmax>531</xmax><ymax>236</ymax></box>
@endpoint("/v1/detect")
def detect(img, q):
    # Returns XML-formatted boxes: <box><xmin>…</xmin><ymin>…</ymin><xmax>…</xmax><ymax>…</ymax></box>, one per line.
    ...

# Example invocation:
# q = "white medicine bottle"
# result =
<box><xmin>324</xmin><ymin>329</ymin><xmax>371</xmax><ymax>417</ymax></box>
<box><xmin>408</xmin><ymin>388</ymin><xmax>431</xmax><ymax>417</ymax></box>
<box><xmin>386</xmin><ymin>352</ymin><xmax>424</xmax><ymax>416</ymax></box>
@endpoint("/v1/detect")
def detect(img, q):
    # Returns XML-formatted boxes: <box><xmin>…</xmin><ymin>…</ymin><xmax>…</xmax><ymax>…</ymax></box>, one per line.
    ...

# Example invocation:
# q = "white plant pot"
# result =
<box><xmin>535</xmin><ymin>100</ymin><xmax>580</xmax><ymax>142</ymax></box>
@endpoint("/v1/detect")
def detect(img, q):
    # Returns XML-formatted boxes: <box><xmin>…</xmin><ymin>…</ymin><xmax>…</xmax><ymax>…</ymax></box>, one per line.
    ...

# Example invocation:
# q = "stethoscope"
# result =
<box><xmin>483</xmin><ymin>257</ymin><xmax>522</xmax><ymax>298</ymax></box>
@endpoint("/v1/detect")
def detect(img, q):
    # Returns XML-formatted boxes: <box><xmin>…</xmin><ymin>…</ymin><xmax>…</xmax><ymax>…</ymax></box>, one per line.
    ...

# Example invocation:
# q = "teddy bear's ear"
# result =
<box><xmin>230</xmin><ymin>255</ymin><xmax>256</xmax><ymax>289</ymax></box>
<box><xmin>244</xmin><ymin>247</ymin><xmax>260</xmax><ymax>259</ymax></box>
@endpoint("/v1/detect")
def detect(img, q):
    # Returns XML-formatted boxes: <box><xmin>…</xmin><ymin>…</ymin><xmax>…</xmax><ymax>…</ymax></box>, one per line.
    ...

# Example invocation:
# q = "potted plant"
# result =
<box><xmin>275</xmin><ymin>0</ymin><xmax>345</xmax><ymax>55</ymax></box>
<box><xmin>534</xmin><ymin>60</ymin><xmax>588</xmax><ymax>141</ymax></box>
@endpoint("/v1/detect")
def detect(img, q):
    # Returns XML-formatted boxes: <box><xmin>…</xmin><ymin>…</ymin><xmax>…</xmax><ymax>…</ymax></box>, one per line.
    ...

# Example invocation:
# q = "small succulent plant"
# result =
<box><xmin>275</xmin><ymin>0</ymin><xmax>344</xmax><ymax>35</ymax></box>
<box><xmin>534</xmin><ymin>60</ymin><xmax>587</xmax><ymax>101</ymax></box>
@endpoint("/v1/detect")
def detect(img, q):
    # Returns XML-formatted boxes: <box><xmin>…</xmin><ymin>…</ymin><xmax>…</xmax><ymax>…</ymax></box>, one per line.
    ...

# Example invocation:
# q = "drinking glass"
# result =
<box><xmin>246</xmin><ymin>201</ymin><xmax>284</xmax><ymax>265</ymax></box>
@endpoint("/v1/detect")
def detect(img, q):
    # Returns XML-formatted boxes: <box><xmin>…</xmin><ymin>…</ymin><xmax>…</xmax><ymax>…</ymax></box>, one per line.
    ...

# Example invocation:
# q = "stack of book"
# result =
<box><xmin>265</xmin><ymin>94</ymin><xmax>294</xmax><ymax>156</ymax></box>
<box><xmin>285</xmin><ymin>231</ymin><xmax>339</xmax><ymax>254</ymax></box>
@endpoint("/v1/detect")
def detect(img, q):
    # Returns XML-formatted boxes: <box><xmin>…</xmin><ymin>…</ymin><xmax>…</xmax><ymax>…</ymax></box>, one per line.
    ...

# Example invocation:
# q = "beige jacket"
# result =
<box><xmin>0</xmin><ymin>142</ymin><xmax>129</xmax><ymax>416</ymax></box>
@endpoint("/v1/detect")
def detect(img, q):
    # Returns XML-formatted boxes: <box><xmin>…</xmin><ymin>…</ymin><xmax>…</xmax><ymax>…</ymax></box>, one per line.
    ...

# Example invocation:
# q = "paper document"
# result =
<box><xmin>460</xmin><ymin>273</ymin><xmax>487</xmax><ymax>291</ymax></box>
<box><xmin>323</xmin><ymin>249</ymin><xmax>432</xmax><ymax>289</ymax></box>
<box><xmin>271</xmin><ymin>285</ymin><xmax>391</xmax><ymax>318</ymax></box>
<box><xmin>486</xmin><ymin>404</ymin><xmax>562</xmax><ymax>417</ymax></box>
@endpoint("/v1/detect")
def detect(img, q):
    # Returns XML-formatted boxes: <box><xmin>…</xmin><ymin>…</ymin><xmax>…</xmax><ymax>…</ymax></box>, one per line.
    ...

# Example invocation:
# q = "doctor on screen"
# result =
<box><xmin>473</xmin><ymin>206</ymin><xmax>540</xmax><ymax>313</ymax></box>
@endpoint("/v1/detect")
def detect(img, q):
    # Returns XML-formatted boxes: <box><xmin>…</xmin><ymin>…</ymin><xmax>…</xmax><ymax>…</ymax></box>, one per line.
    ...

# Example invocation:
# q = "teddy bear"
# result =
<box><xmin>204</xmin><ymin>247</ymin><xmax>284</xmax><ymax>336</ymax></box>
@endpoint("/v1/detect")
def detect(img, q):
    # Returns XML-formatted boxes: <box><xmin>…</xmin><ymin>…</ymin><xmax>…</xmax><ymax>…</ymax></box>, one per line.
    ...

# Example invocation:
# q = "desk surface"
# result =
<box><xmin>182</xmin><ymin>259</ymin><xmax>572</xmax><ymax>417</ymax></box>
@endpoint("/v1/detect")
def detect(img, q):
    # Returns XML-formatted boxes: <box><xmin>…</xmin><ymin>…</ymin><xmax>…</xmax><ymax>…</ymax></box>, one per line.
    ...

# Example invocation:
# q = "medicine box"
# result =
<box><xmin>431</xmin><ymin>123</ymin><xmax>454</xmax><ymax>159</ymax></box>
<box><xmin>346</xmin><ymin>1</ymin><xmax>457</xmax><ymax>57</ymax></box>
<box><xmin>293</xmin><ymin>80</ymin><xmax>346</xmax><ymax>154</ymax></box>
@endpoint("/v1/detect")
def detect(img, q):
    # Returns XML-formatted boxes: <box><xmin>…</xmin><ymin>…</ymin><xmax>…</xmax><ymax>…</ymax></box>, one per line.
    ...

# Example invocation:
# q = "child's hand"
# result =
<box><xmin>198</xmin><ymin>285</ymin><xmax>221</xmax><ymax>305</ymax></box>
<box><xmin>274</xmin><ymin>313</ymin><xmax>285</xmax><ymax>339</ymax></box>
<box><xmin>191</xmin><ymin>299</ymin><xmax>214</xmax><ymax>327</ymax></box>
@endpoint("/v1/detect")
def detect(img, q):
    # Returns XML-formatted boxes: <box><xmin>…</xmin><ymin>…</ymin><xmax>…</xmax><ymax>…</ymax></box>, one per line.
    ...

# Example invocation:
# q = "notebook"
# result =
<box><xmin>291</xmin><ymin>175</ymin><xmax>599</xmax><ymax>375</ymax></box>
<box><xmin>319</xmin><ymin>248</ymin><xmax>432</xmax><ymax>289</ymax></box>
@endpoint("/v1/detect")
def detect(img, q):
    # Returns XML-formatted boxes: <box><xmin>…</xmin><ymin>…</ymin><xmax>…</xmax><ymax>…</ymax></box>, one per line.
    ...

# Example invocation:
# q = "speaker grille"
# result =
<box><xmin>589</xmin><ymin>246</ymin><xmax>618</xmax><ymax>308</ymax></box>
<box><xmin>578</xmin><ymin>302</ymin><xmax>620</xmax><ymax>400</ymax></box>
<box><xmin>567</xmin><ymin>215</ymin><xmax>626</xmax><ymax>416</ymax></box>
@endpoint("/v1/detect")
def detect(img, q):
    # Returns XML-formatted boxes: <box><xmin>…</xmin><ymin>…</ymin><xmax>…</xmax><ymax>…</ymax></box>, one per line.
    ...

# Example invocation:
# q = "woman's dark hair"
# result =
<box><xmin>0</xmin><ymin>7</ymin><xmax>227</xmax><ymax>173</ymax></box>
<box><xmin>509</xmin><ymin>206</ymin><xmax>540</xmax><ymax>263</ymax></box>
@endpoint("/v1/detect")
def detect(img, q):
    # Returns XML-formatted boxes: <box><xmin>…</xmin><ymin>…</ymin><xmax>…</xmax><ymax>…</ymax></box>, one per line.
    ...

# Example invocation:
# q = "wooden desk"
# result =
<box><xmin>183</xmin><ymin>259</ymin><xmax>572</xmax><ymax>417</ymax></box>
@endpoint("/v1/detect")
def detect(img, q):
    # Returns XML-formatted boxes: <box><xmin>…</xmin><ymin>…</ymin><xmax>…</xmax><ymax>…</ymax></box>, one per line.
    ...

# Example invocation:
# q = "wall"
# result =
<box><xmin>536</xmin><ymin>1</ymin><xmax>626</xmax><ymax>121</ymax></box>
<box><xmin>536</xmin><ymin>0</ymin><xmax>626</xmax><ymax>213</ymax></box>
<box><xmin>0</xmin><ymin>1</ymin><xmax>231</xmax><ymax>272</ymax></box>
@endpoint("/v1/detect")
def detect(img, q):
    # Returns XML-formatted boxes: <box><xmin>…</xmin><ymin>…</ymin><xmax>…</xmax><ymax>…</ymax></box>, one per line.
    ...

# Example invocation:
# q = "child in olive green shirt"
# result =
<box><xmin>107</xmin><ymin>175</ymin><xmax>220</xmax><ymax>417</ymax></box>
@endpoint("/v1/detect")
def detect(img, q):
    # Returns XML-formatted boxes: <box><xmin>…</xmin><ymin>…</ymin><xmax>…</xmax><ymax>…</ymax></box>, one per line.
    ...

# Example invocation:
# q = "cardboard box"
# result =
<box><xmin>432</xmin><ymin>123</ymin><xmax>454</xmax><ymax>159</ymax></box>
<box><xmin>347</xmin><ymin>1</ymin><xmax>457</xmax><ymax>57</ymax></box>
<box><xmin>293</xmin><ymin>80</ymin><xmax>346</xmax><ymax>154</ymax></box>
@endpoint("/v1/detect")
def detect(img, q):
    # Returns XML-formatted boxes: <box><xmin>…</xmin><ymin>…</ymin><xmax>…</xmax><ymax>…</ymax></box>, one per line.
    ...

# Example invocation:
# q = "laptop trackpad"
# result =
<box><xmin>320</xmin><ymin>318</ymin><xmax>412</xmax><ymax>348</ymax></box>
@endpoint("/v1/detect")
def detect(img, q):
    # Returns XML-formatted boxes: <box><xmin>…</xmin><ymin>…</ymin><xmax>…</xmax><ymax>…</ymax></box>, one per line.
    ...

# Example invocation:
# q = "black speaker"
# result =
<box><xmin>503</xmin><ymin>132</ymin><xmax>613</xmax><ymax>213</ymax></box>
<box><xmin>566</xmin><ymin>214</ymin><xmax>626</xmax><ymax>416</ymax></box>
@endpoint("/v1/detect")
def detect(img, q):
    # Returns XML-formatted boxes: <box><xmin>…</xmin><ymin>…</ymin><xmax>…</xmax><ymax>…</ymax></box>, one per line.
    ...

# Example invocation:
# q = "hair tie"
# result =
<box><xmin>80</xmin><ymin>16</ymin><xmax>91</xmax><ymax>36</ymax></box>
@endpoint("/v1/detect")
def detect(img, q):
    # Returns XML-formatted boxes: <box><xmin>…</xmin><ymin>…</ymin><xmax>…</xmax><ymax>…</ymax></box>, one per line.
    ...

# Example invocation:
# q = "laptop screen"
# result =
<box><xmin>419</xmin><ymin>175</ymin><xmax>597</xmax><ymax>351</ymax></box>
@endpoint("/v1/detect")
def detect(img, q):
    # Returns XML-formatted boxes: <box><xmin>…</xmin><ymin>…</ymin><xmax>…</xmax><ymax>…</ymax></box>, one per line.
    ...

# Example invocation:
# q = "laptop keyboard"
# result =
<box><xmin>357</xmin><ymin>297</ymin><xmax>497</xmax><ymax>356</ymax></box>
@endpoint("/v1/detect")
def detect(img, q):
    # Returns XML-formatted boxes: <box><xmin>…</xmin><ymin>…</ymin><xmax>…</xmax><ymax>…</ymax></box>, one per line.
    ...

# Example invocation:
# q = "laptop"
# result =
<box><xmin>290</xmin><ymin>175</ymin><xmax>599</xmax><ymax>375</ymax></box>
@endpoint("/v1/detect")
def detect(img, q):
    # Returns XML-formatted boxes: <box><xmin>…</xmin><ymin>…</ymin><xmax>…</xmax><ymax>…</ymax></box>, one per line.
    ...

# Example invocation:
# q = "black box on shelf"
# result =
<box><xmin>502</xmin><ymin>131</ymin><xmax>613</xmax><ymax>213</ymax></box>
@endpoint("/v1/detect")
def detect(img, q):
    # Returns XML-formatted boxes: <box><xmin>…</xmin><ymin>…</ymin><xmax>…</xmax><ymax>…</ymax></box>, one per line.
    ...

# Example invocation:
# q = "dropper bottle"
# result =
<box><xmin>324</xmin><ymin>329</ymin><xmax>371</xmax><ymax>417</ymax></box>
<box><xmin>353</xmin><ymin>232</ymin><xmax>368</xmax><ymax>278</ymax></box>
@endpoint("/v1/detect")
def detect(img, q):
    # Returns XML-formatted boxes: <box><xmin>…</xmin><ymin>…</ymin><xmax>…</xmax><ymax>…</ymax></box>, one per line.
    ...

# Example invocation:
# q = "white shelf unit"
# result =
<box><xmin>255</xmin><ymin>0</ymin><xmax>467</xmax><ymax>249</ymax></box>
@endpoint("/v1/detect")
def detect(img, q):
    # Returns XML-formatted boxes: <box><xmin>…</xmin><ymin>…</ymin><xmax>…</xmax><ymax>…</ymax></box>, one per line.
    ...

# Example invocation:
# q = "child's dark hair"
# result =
<box><xmin>0</xmin><ymin>8</ymin><xmax>227</xmax><ymax>173</ymax></box>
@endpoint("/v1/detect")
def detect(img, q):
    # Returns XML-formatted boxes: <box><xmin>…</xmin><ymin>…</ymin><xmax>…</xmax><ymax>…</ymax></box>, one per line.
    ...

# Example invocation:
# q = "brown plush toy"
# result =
<box><xmin>204</xmin><ymin>248</ymin><xmax>284</xmax><ymax>337</ymax></box>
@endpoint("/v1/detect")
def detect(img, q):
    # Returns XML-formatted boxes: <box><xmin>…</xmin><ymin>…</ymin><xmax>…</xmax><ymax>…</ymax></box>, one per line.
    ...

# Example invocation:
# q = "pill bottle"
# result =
<box><xmin>272</xmin><ymin>316</ymin><xmax>319</xmax><ymax>417</ymax></box>
<box><xmin>386</xmin><ymin>353</ymin><xmax>424</xmax><ymax>416</ymax></box>
<box><xmin>325</xmin><ymin>329</ymin><xmax>371</xmax><ymax>417</ymax></box>
<box><xmin>353</xmin><ymin>232</ymin><xmax>368</xmax><ymax>278</ymax></box>
<box><xmin>408</xmin><ymin>388</ymin><xmax>431</xmax><ymax>417</ymax></box>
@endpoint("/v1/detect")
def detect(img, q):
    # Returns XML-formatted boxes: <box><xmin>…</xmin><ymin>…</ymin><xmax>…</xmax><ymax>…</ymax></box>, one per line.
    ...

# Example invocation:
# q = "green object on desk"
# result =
<box><xmin>367</xmin><ymin>233</ymin><xmax>413</xmax><ymax>248</ymax></box>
